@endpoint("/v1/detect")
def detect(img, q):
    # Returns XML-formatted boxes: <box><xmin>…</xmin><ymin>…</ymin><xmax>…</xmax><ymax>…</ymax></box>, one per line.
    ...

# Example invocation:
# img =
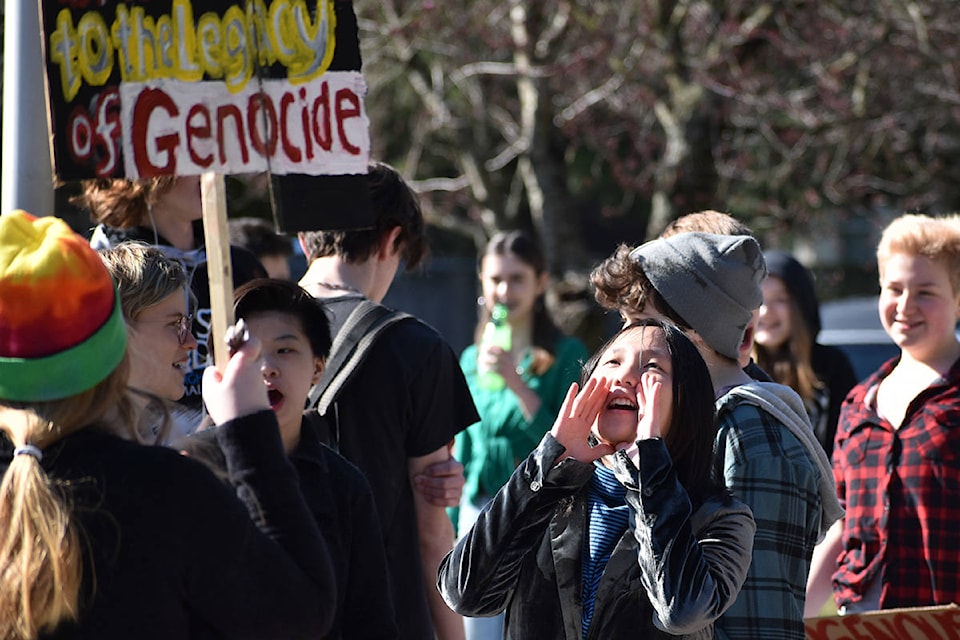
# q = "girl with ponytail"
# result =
<box><xmin>0</xmin><ymin>211</ymin><xmax>336</xmax><ymax>639</ymax></box>
<box><xmin>0</xmin><ymin>363</ymin><xmax>130</xmax><ymax>638</ymax></box>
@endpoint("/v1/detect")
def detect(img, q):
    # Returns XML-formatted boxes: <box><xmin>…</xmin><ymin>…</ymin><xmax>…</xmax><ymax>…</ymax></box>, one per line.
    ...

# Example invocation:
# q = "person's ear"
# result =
<box><xmin>739</xmin><ymin>312</ymin><xmax>758</xmax><ymax>368</ymax></box>
<box><xmin>311</xmin><ymin>356</ymin><xmax>326</xmax><ymax>385</ymax></box>
<box><xmin>377</xmin><ymin>226</ymin><xmax>403</xmax><ymax>261</ymax></box>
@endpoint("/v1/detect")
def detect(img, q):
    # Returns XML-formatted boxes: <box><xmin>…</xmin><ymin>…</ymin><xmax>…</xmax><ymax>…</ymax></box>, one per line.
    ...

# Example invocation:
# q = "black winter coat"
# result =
<box><xmin>439</xmin><ymin>434</ymin><xmax>755</xmax><ymax>640</ymax></box>
<box><xmin>0</xmin><ymin>411</ymin><xmax>337</xmax><ymax>639</ymax></box>
<box><xmin>190</xmin><ymin>415</ymin><xmax>399</xmax><ymax>639</ymax></box>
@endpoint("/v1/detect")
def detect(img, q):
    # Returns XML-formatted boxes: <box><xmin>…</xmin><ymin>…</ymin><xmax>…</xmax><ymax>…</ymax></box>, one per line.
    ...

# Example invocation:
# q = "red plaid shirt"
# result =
<box><xmin>832</xmin><ymin>355</ymin><xmax>960</xmax><ymax>610</ymax></box>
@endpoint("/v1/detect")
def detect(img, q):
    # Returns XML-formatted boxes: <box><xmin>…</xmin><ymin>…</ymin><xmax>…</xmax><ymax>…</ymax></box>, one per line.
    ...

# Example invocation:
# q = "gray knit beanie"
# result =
<box><xmin>629</xmin><ymin>232</ymin><xmax>767</xmax><ymax>359</ymax></box>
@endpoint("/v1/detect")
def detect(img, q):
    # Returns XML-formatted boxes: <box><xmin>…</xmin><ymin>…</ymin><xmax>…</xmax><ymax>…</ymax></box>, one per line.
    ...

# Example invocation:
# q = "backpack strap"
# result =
<box><xmin>307</xmin><ymin>299</ymin><xmax>412</xmax><ymax>416</ymax></box>
<box><xmin>301</xmin><ymin>408</ymin><xmax>337</xmax><ymax>451</ymax></box>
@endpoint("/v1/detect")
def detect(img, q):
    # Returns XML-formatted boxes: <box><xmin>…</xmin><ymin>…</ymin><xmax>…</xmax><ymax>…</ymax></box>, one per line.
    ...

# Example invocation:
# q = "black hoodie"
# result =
<box><xmin>763</xmin><ymin>250</ymin><xmax>858</xmax><ymax>457</ymax></box>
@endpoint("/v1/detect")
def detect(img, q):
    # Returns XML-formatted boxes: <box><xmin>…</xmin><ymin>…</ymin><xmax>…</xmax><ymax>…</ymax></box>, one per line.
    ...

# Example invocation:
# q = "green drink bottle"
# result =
<box><xmin>478</xmin><ymin>303</ymin><xmax>511</xmax><ymax>391</ymax></box>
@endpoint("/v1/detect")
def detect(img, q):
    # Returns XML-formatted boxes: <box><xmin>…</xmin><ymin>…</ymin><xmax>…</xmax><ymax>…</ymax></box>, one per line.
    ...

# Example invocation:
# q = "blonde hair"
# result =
<box><xmin>878</xmin><ymin>214</ymin><xmax>960</xmax><ymax>293</ymax></box>
<box><xmin>0</xmin><ymin>362</ymin><xmax>132</xmax><ymax>639</ymax></box>
<box><xmin>98</xmin><ymin>242</ymin><xmax>191</xmax><ymax>323</ymax></box>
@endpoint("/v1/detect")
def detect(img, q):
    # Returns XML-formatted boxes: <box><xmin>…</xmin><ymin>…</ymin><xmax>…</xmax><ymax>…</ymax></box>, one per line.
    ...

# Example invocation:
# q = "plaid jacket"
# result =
<box><xmin>833</xmin><ymin>355</ymin><xmax>960</xmax><ymax>610</ymax></box>
<box><xmin>713</xmin><ymin>387</ymin><xmax>824</xmax><ymax>640</ymax></box>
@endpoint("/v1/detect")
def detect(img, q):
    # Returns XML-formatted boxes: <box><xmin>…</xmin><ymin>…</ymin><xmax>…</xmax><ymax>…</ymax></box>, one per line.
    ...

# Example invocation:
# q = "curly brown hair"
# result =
<box><xmin>589</xmin><ymin>244</ymin><xmax>691</xmax><ymax>330</ymax></box>
<box><xmin>71</xmin><ymin>177</ymin><xmax>177</xmax><ymax>228</ymax></box>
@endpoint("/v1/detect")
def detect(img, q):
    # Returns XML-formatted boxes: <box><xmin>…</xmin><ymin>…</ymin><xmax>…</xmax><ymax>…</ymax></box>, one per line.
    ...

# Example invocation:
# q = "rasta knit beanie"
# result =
<box><xmin>629</xmin><ymin>232</ymin><xmax>767</xmax><ymax>360</ymax></box>
<box><xmin>0</xmin><ymin>211</ymin><xmax>126</xmax><ymax>402</ymax></box>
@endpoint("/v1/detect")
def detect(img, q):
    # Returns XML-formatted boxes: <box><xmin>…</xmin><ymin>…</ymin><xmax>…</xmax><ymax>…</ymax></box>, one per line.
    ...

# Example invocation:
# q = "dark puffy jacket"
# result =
<box><xmin>439</xmin><ymin>434</ymin><xmax>755</xmax><ymax>640</ymax></box>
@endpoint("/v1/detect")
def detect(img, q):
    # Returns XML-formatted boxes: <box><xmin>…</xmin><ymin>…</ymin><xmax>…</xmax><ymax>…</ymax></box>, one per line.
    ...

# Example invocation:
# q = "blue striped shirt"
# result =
<box><xmin>581</xmin><ymin>463</ymin><xmax>629</xmax><ymax>638</ymax></box>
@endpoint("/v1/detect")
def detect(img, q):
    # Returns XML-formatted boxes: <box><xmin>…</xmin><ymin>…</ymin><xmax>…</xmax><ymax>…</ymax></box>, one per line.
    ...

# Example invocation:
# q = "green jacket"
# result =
<box><xmin>452</xmin><ymin>335</ymin><xmax>588</xmax><ymax>530</ymax></box>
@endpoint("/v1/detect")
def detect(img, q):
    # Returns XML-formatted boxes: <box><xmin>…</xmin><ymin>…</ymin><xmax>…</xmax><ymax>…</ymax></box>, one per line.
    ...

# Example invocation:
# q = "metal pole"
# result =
<box><xmin>1</xmin><ymin>0</ymin><xmax>53</xmax><ymax>216</ymax></box>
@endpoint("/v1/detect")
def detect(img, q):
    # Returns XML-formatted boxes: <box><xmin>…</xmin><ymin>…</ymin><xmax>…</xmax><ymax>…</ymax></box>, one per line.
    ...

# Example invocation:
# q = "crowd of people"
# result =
<box><xmin>2</xmin><ymin>165</ymin><xmax>959</xmax><ymax>640</ymax></box>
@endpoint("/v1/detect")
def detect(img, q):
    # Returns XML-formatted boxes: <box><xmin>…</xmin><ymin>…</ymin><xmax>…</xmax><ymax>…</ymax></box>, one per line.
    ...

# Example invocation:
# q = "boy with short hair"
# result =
<box><xmin>591</xmin><ymin>232</ymin><xmax>843</xmax><ymax>640</ymax></box>
<box><xmin>658</xmin><ymin>210</ymin><xmax>769</xmax><ymax>378</ymax></box>
<box><xmin>806</xmin><ymin>214</ymin><xmax>960</xmax><ymax>615</ymax></box>
<box><xmin>190</xmin><ymin>278</ymin><xmax>399</xmax><ymax>639</ymax></box>
<box><xmin>298</xmin><ymin>162</ymin><xmax>477</xmax><ymax>640</ymax></box>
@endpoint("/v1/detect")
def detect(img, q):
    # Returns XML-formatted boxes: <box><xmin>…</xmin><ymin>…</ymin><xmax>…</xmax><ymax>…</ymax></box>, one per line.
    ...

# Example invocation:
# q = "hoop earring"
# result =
<box><xmin>477</xmin><ymin>296</ymin><xmax>485</xmax><ymax>306</ymax></box>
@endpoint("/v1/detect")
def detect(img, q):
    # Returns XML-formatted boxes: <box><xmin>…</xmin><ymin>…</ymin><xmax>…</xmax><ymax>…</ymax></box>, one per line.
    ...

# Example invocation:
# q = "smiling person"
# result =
<box><xmin>806</xmin><ymin>214</ymin><xmax>960</xmax><ymax>617</ymax></box>
<box><xmin>439</xmin><ymin>319</ymin><xmax>754</xmax><ymax>639</ymax></box>
<box><xmin>0</xmin><ymin>211</ymin><xmax>336</xmax><ymax>639</ymax></box>
<box><xmin>99</xmin><ymin>242</ymin><xmax>199</xmax><ymax>442</ymax></box>
<box><xmin>592</xmin><ymin>232</ymin><xmax>843</xmax><ymax>639</ymax></box>
<box><xmin>75</xmin><ymin>176</ymin><xmax>267</xmax><ymax>426</ymax></box>
<box><xmin>752</xmin><ymin>251</ymin><xmax>857</xmax><ymax>457</ymax></box>
<box><xmin>452</xmin><ymin>231</ymin><xmax>589</xmax><ymax>635</ymax></box>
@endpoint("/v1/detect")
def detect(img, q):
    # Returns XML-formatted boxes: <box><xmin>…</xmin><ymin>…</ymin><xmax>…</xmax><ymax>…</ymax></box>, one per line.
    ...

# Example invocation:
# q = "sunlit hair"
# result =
<box><xmin>473</xmin><ymin>231</ymin><xmax>562</xmax><ymax>362</ymax></box>
<box><xmin>98</xmin><ymin>242</ymin><xmax>191</xmax><ymax>323</ymax></box>
<box><xmin>580</xmin><ymin>319</ymin><xmax>721</xmax><ymax>507</ymax></box>
<box><xmin>72</xmin><ymin>177</ymin><xmax>177</xmax><ymax>229</ymax></box>
<box><xmin>590</xmin><ymin>244</ymin><xmax>692</xmax><ymax>332</ymax></box>
<box><xmin>233</xmin><ymin>278</ymin><xmax>333</xmax><ymax>359</ymax></box>
<box><xmin>878</xmin><ymin>213</ymin><xmax>960</xmax><ymax>293</ymax></box>
<box><xmin>659</xmin><ymin>210</ymin><xmax>753</xmax><ymax>238</ymax></box>
<box><xmin>99</xmin><ymin>243</ymin><xmax>189</xmax><ymax>444</ymax></box>
<box><xmin>752</xmin><ymin>278</ymin><xmax>822</xmax><ymax>407</ymax></box>
<box><xmin>298</xmin><ymin>161</ymin><xmax>427</xmax><ymax>270</ymax></box>
<box><xmin>0</xmin><ymin>361</ymin><xmax>134</xmax><ymax>640</ymax></box>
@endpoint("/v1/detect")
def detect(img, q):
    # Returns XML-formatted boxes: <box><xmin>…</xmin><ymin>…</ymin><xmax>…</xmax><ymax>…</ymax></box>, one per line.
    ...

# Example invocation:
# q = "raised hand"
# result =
<box><xmin>636</xmin><ymin>372</ymin><xmax>669</xmax><ymax>441</ymax></box>
<box><xmin>618</xmin><ymin>372</ymin><xmax>671</xmax><ymax>465</ymax></box>
<box><xmin>413</xmin><ymin>457</ymin><xmax>466</xmax><ymax>508</ymax></box>
<box><xmin>202</xmin><ymin>333</ymin><xmax>270</xmax><ymax>425</ymax></box>
<box><xmin>550</xmin><ymin>377</ymin><xmax>613</xmax><ymax>463</ymax></box>
<box><xmin>478</xmin><ymin>343</ymin><xmax>519</xmax><ymax>381</ymax></box>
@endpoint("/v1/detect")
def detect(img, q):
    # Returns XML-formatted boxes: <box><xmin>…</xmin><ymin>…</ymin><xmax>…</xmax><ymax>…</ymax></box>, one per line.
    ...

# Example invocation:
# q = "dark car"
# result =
<box><xmin>818</xmin><ymin>296</ymin><xmax>899</xmax><ymax>382</ymax></box>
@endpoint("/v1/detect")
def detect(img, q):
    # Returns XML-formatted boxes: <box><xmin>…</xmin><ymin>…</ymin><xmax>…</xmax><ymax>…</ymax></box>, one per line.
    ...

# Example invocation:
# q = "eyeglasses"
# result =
<box><xmin>137</xmin><ymin>314</ymin><xmax>194</xmax><ymax>345</ymax></box>
<box><xmin>172</xmin><ymin>315</ymin><xmax>193</xmax><ymax>345</ymax></box>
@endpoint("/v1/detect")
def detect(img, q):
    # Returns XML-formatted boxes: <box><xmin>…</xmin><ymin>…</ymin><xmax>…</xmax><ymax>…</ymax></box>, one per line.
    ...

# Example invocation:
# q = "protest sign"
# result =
<box><xmin>40</xmin><ymin>0</ymin><xmax>373</xmax><ymax>231</ymax></box>
<box><xmin>805</xmin><ymin>604</ymin><xmax>960</xmax><ymax>640</ymax></box>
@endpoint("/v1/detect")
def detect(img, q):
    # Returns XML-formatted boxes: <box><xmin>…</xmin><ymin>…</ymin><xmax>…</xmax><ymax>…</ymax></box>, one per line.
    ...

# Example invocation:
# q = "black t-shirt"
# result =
<box><xmin>320</xmin><ymin>294</ymin><xmax>479</xmax><ymax>640</ymax></box>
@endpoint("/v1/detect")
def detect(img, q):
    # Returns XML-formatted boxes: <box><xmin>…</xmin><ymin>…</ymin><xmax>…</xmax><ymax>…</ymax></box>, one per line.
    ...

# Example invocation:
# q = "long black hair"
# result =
<box><xmin>582</xmin><ymin>318</ymin><xmax>721</xmax><ymax>507</ymax></box>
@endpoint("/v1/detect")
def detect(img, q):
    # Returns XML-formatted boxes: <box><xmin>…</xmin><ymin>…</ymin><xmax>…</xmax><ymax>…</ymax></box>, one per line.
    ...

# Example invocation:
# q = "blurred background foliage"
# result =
<box><xmin>351</xmin><ymin>0</ymin><xmax>960</xmax><ymax>335</ymax></box>
<box><xmin>7</xmin><ymin>1</ymin><xmax>960</xmax><ymax>345</ymax></box>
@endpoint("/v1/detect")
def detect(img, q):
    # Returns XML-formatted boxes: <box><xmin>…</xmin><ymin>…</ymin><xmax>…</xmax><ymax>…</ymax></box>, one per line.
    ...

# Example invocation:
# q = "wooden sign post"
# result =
<box><xmin>200</xmin><ymin>172</ymin><xmax>233</xmax><ymax>370</ymax></box>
